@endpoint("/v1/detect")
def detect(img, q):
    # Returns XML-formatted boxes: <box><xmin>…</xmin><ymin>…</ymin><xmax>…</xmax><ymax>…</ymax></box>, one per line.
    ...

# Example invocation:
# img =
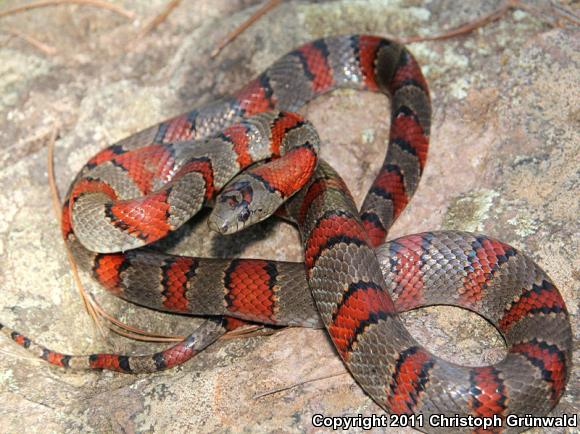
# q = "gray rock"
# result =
<box><xmin>0</xmin><ymin>0</ymin><xmax>577</xmax><ymax>432</ymax></box>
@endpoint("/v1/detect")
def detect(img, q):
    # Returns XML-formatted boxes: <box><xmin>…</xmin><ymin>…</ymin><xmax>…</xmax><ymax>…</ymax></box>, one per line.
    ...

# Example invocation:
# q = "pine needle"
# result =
<box><xmin>47</xmin><ymin>124</ymin><xmax>107</xmax><ymax>339</ymax></box>
<box><xmin>211</xmin><ymin>0</ymin><xmax>280</xmax><ymax>58</ymax></box>
<box><xmin>402</xmin><ymin>1</ymin><xmax>518</xmax><ymax>44</ymax></box>
<box><xmin>402</xmin><ymin>0</ymin><xmax>575</xmax><ymax>45</ymax></box>
<box><xmin>0</xmin><ymin>0</ymin><xmax>134</xmax><ymax>20</ymax></box>
<box><xmin>1</xmin><ymin>28</ymin><xmax>57</xmax><ymax>54</ymax></box>
<box><xmin>253</xmin><ymin>371</ymin><xmax>347</xmax><ymax>399</ymax></box>
<box><xmin>135</xmin><ymin>0</ymin><xmax>182</xmax><ymax>40</ymax></box>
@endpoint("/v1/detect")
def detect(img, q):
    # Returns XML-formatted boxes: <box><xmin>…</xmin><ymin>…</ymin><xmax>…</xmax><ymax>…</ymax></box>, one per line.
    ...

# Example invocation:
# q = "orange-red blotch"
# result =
<box><xmin>94</xmin><ymin>253</ymin><xmax>126</xmax><ymax>294</ymax></box>
<box><xmin>162</xmin><ymin>257</ymin><xmax>195</xmax><ymax>312</ymax></box>
<box><xmin>160</xmin><ymin>343</ymin><xmax>195</xmax><ymax>369</ymax></box>
<box><xmin>328</xmin><ymin>284</ymin><xmax>395</xmax><ymax>360</ymax></box>
<box><xmin>223</xmin><ymin>123</ymin><xmax>253</xmax><ymax>168</ymax></box>
<box><xmin>162</xmin><ymin>113</ymin><xmax>196</xmax><ymax>143</ymax></box>
<box><xmin>390</xmin><ymin>54</ymin><xmax>429</xmax><ymax>94</ymax></box>
<box><xmin>304</xmin><ymin>214</ymin><xmax>370</xmax><ymax>271</ymax></box>
<box><xmin>225</xmin><ymin>260</ymin><xmax>276</xmax><ymax>322</ymax></box>
<box><xmin>46</xmin><ymin>351</ymin><xmax>68</xmax><ymax>367</ymax></box>
<box><xmin>113</xmin><ymin>144</ymin><xmax>175</xmax><ymax>194</ymax></box>
<box><xmin>234</xmin><ymin>77</ymin><xmax>274</xmax><ymax>116</ymax></box>
<box><xmin>391</xmin><ymin>235</ymin><xmax>426</xmax><ymax>311</ymax></box>
<box><xmin>61</xmin><ymin>201</ymin><xmax>73</xmax><ymax>239</ymax></box>
<box><xmin>174</xmin><ymin>158</ymin><xmax>215</xmax><ymax>200</ymax></box>
<box><xmin>70</xmin><ymin>179</ymin><xmax>118</xmax><ymax>204</ymax></box>
<box><xmin>297</xmin><ymin>43</ymin><xmax>335</xmax><ymax>93</ymax></box>
<box><xmin>358</xmin><ymin>35</ymin><xmax>382</xmax><ymax>91</ymax></box>
<box><xmin>361</xmin><ymin>215</ymin><xmax>387</xmax><ymax>249</ymax></box>
<box><xmin>13</xmin><ymin>333</ymin><xmax>27</xmax><ymax>346</ymax></box>
<box><xmin>387</xmin><ymin>347</ymin><xmax>434</xmax><ymax>414</ymax></box>
<box><xmin>224</xmin><ymin>316</ymin><xmax>250</xmax><ymax>331</ymax></box>
<box><xmin>89</xmin><ymin>354</ymin><xmax>122</xmax><ymax>371</ymax></box>
<box><xmin>372</xmin><ymin>168</ymin><xmax>408</xmax><ymax>220</ymax></box>
<box><xmin>87</xmin><ymin>146</ymin><xmax>123</xmax><ymax>166</ymax></box>
<box><xmin>391</xmin><ymin>114</ymin><xmax>429</xmax><ymax>171</ymax></box>
<box><xmin>250</xmin><ymin>146</ymin><xmax>317</xmax><ymax>197</ymax></box>
<box><xmin>469</xmin><ymin>367</ymin><xmax>507</xmax><ymax>419</ymax></box>
<box><xmin>297</xmin><ymin>176</ymin><xmax>350</xmax><ymax>226</ymax></box>
<box><xmin>510</xmin><ymin>340</ymin><xmax>567</xmax><ymax>403</ymax></box>
<box><xmin>109</xmin><ymin>190</ymin><xmax>171</xmax><ymax>243</ymax></box>
<box><xmin>461</xmin><ymin>238</ymin><xmax>513</xmax><ymax>306</ymax></box>
<box><xmin>499</xmin><ymin>282</ymin><xmax>565</xmax><ymax>333</ymax></box>
<box><xmin>269</xmin><ymin>112</ymin><xmax>304</xmax><ymax>156</ymax></box>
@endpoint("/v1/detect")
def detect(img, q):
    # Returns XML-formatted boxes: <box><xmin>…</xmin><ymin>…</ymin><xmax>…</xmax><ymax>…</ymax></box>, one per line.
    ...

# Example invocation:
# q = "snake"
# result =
<box><xmin>0</xmin><ymin>35</ymin><xmax>572</xmax><ymax>432</ymax></box>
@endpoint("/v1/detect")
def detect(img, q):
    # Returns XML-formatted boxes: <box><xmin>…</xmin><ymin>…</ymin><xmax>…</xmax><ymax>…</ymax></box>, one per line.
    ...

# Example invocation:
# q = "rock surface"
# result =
<box><xmin>0</xmin><ymin>0</ymin><xmax>577</xmax><ymax>432</ymax></box>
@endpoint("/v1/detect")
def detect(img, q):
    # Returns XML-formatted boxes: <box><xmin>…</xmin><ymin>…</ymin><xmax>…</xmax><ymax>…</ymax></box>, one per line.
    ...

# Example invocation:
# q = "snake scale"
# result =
<box><xmin>1</xmin><ymin>35</ymin><xmax>572</xmax><ymax>432</ymax></box>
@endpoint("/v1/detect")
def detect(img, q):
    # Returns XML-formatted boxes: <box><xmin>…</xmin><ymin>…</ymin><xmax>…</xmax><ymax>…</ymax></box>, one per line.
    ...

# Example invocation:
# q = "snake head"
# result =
<box><xmin>209</xmin><ymin>175</ymin><xmax>284</xmax><ymax>235</ymax></box>
<box><xmin>209</xmin><ymin>178</ymin><xmax>271</xmax><ymax>235</ymax></box>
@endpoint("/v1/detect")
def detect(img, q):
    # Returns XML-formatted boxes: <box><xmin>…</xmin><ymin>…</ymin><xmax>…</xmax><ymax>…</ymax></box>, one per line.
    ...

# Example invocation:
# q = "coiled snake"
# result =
<box><xmin>1</xmin><ymin>35</ymin><xmax>572</xmax><ymax>432</ymax></box>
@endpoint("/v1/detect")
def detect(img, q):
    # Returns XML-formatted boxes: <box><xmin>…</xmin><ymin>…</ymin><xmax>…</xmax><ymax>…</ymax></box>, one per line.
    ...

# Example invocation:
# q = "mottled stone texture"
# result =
<box><xmin>0</xmin><ymin>0</ymin><xmax>577</xmax><ymax>432</ymax></box>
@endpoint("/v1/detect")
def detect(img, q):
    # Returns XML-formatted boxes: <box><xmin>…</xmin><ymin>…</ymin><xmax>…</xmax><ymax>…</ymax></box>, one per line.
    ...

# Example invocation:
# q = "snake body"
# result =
<box><xmin>1</xmin><ymin>35</ymin><xmax>572</xmax><ymax>432</ymax></box>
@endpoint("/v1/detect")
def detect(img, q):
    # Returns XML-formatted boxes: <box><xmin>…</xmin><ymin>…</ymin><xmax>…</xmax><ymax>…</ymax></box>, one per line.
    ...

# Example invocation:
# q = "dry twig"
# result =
<box><xmin>551</xmin><ymin>2</ymin><xmax>580</xmax><ymax>25</ymax></box>
<box><xmin>211</xmin><ymin>0</ymin><xmax>280</xmax><ymax>58</ymax></box>
<box><xmin>1</xmin><ymin>28</ymin><xmax>57</xmax><ymax>54</ymax></box>
<box><xmin>0</xmin><ymin>347</ymin><xmax>44</xmax><ymax>363</ymax></box>
<box><xmin>401</xmin><ymin>0</ymin><xmax>578</xmax><ymax>45</ymax></box>
<box><xmin>402</xmin><ymin>0</ymin><xmax>518</xmax><ymax>44</ymax></box>
<box><xmin>136</xmin><ymin>0</ymin><xmax>182</xmax><ymax>40</ymax></box>
<box><xmin>0</xmin><ymin>0</ymin><xmax>134</xmax><ymax>20</ymax></box>
<box><xmin>521</xmin><ymin>1</ymin><xmax>580</xmax><ymax>27</ymax></box>
<box><xmin>87</xmin><ymin>294</ymin><xmax>186</xmax><ymax>342</ymax></box>
<box><xmin>47</xmin><ymin>124</ymin><xmax>107</xmax><ymax>339</ymax></box>
<box><xmin>253</xmin><ymin>371</ymin><xmax>347</xmax><ymax>399</ymax></box>
<box><xmin>220</xmin><ymin>324</ymin><xmax>280</xmax><ymax>340</ymax></box>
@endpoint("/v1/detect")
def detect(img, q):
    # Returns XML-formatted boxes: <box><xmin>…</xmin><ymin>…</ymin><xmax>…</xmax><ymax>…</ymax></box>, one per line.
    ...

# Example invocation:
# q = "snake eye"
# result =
<box><xmin>224</xmin><ymin>190</ymin><xmax>242</xmax><ymax>208</ymax></box>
